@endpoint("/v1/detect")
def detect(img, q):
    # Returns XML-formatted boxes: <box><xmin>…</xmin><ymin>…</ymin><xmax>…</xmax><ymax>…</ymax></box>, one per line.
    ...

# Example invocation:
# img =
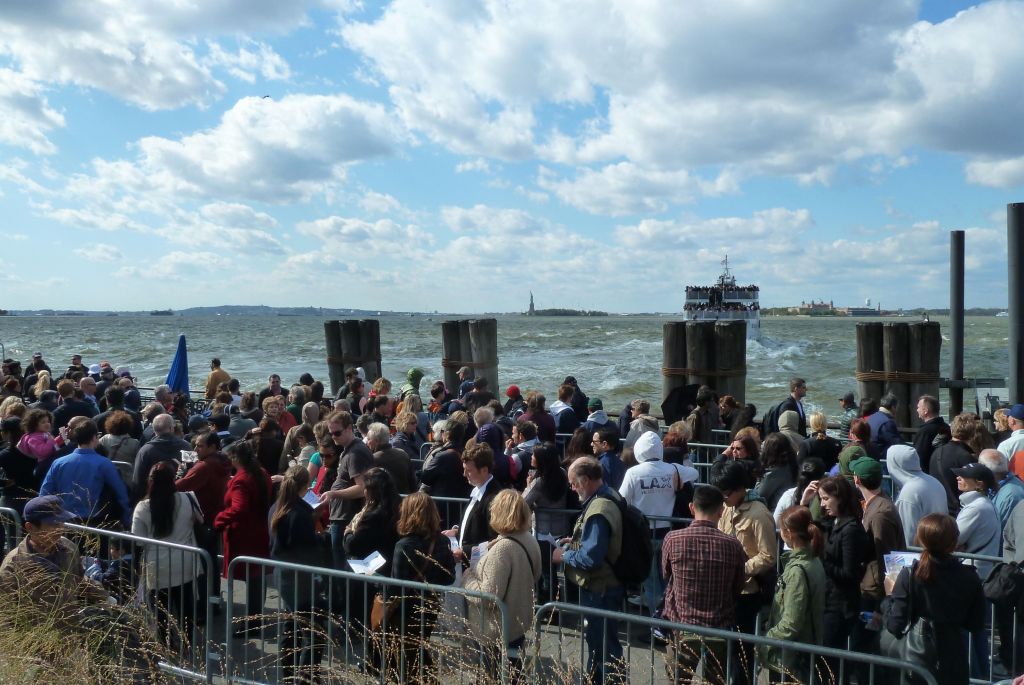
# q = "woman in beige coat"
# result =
<box><xmin>463</xmin><ymin>489</ymin><xmax>542</xmax><ymax>660</ymax></box>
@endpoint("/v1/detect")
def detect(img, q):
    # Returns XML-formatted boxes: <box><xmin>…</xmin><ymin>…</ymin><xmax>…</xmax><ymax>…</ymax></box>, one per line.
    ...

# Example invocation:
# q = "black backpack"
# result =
<box><xmin>762</xmin><ymin>401</ymin><xmax>785</xmax><ymax>435</ymax></box>
<box><xmin>597</xmin><ymin>492</ymin><xmax>653</xmax><ymax>585</ymax></box>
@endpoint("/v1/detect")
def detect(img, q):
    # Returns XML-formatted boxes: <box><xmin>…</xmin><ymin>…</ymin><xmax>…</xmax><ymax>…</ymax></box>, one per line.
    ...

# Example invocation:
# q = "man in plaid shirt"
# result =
<box><xmin>661</xmin><ymin>485</ymin><xmax>746</xmax><ymax>685</ymax></box>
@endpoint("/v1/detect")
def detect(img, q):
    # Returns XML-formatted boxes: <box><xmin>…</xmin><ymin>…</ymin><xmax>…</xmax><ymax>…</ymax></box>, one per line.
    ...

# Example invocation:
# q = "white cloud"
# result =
<box><xmin>0</xmin><ymin>68</ymin><xmax>66</xmax><ymax>154</ymax></box>
<box><xmin>359</xmin><ymin>191</ymin><xmax>404</xmax><ymax>215</ymax></box>
<box><xmin>965</xmin><ymin>157</ymin><xmax>1024</xmax><ymax>189</ymax></box>
<box><xmin>73</xmin><ymin>243</ymin><xmax>124</xmax><ymax>262</ymax></box>
<box><xmin>455</xmin><ymin>158</ymin><xmax>491</xmax><ymax>174</ymax></box>
<box><xmin>441</xmin><ymin>204</ymin><xmax>555</xmax><ymax>235</ymax></box>
<box><xmin>539</xmin><ymin>163</ymin><xmax>739</xmax><ymax>216</ymax></box>
<box><xmin>343</xmin><ymin>0</ymin><xmax>1024</xmax><ymax>204</ymax></box>
<box><xmin>116</xmin><ymin>250</ymin><xmax>232</xmax><ymax>280</ymax></box>
<box><xmin>205</xmin><ymin>40</ymin><xmax>292</xmax><ymax>83</ymax></box>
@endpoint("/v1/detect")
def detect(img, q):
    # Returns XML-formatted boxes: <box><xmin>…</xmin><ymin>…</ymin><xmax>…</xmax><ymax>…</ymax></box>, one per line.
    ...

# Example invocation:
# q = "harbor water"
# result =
<box><xmin>0</xmin><ymin>314</ymin><xmax>1011</xmax><ymax>419</ymax></box>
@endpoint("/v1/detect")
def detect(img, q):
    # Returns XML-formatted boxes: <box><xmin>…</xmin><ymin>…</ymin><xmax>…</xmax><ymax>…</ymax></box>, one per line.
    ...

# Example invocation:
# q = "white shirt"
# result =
<box><xmin>459</xmin><ymin>474</ymin><xmax>494</xmax><ymax>547</ymax></box>
<box><xmin>999</xmin><ymin>429</ymin><xmax>1024</xmax><ymax>463</ymax></box>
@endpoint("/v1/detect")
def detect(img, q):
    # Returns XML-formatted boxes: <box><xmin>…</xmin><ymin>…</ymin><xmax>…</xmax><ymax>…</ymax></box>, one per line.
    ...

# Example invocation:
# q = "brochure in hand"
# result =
<box><xmin>348</xmin><ymin>551</ymin><xmax>387</xmax><ymax>575</ymax></box>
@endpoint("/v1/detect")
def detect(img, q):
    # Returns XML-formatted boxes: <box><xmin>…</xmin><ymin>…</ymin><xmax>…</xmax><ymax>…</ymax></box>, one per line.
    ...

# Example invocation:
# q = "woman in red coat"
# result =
<box><xmin>214</xmin><ymin>440</ymin><xmax>272</xmax><ymax>635</ymax></box>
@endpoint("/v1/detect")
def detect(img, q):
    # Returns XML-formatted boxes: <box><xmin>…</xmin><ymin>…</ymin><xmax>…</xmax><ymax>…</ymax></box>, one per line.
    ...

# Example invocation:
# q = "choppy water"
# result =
<box><xmin>0</xmin><ymin>315</ymin><xmax>1011</xmax><ymax>419</ymax></box>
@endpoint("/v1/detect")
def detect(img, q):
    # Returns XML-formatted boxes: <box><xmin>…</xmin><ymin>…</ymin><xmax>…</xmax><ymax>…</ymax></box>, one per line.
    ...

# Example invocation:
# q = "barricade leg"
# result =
<box><xmin>580</xmin><ymin>585</ymin><xmax>625</xmax><ymax>685</ymax></box>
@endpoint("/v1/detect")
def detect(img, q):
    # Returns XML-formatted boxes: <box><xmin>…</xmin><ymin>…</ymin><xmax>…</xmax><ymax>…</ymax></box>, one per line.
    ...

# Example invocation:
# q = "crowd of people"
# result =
<box><xmin>3</xmin><ymin>352</ymin><xmax>1024</xmax><ymax>685</ymax></box>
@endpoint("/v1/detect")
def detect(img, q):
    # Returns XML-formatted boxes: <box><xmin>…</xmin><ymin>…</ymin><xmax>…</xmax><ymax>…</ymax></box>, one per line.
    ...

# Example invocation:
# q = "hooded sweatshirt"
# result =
<box><xmin>887</xmin><ymin>444</ymin><xmax>948</xmax><ymax>547</ymax></box>
<box><xmin>547</xmin><ymin>399</ymin><xmax>579</xmax><ymax>434</ymax></box>
<box><xmin>777</xmin><ymin>410</ymin><xmax>804</xmax><ymax>454</ymax></box>
<box><xmin>618</xmin><ymin>431</ymin><xmax>698</xmax><ymax>529</ymax></box>
<box><xmin>400</xmin><ymin>367</ymin><xmax>425</xmax><ymax>399</ymax></box>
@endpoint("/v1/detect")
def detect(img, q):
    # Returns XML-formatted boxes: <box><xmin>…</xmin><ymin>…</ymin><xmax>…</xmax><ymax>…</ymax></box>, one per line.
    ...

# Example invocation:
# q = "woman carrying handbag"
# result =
<box><xmin>881</xmin><ymin>513</ymin><xmax>985</xmax><ymax>685</ymax></box>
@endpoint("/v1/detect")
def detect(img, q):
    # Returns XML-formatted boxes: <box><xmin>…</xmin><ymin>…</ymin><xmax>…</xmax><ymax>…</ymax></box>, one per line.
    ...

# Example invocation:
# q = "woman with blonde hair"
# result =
<box><xmin>31</xmin><ymin>370</ymin><xmax>52</xmax><ymax>403</ymax></box>
<box><xmin>462</xmin><ymin>489</ymin><xmax>542</xmax><ymax>658</ymax></box>
<box><xmin>799</xmin><ymin>411</ymin><xmax>842</xmax><ymax>472</ymax></box>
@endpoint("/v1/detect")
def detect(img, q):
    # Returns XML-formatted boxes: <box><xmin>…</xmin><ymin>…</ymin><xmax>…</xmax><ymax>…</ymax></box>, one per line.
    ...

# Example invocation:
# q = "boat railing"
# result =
<box><xmin>684</xmin><ymin>310</ymin><xmax>760</xmax><ymax>321</ymax></box>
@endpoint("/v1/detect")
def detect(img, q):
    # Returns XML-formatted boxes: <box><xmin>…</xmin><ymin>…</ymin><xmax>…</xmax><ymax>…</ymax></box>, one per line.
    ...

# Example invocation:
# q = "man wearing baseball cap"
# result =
<box><xmin>0</xmin><ymin>494</ymin><xmax>109</xmax><ymax>613</ymax></box>
<box><xmin>998</xmin><ymin>404</ymin><xmax>1024</xmax><ymax>479</ymax></box>
<box><xmin>848</xmin><ymin>455</ymin><xmax>903</xmax><ymax>668</ymax></box>
<box><xmin>838</xmin><ymin>392</ymin><xmax>858</xmax><ymax>435</ymax></box>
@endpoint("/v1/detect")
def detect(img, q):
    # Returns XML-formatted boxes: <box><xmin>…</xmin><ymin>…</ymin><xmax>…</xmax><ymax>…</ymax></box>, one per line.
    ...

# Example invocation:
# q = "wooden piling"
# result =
<box><xmin>468</xmin><ymin>318</ymin><xmax>499</xmax><ymax>393</ymax></box>
<box><xmin>856</xmin><ymin>322</ymin><xmax>884</xmax><ymax>406</ymax></box>
<box><xmin>715</xmin><ymin>320</ymin><xmax>747</xmax><ymax>406</ymax></box>
<box><xmin>324</xmin><ymin>320</ymin><xmax>344</xmax><ymax>396</ymax></box>
<box><xmin>883</xmin><ymin>322</ymin><xmax>911</xmax><ymax>427</ymax></box>
<box><xmin>323</xmin><ymin>319</ymin><xmax>381</xmax><ymax>394</ymax></box>
<box><xmin>662</xmin><ymin>322</ymin><xmax>688</xmax><ymax>402</ymax></box>
<box><xmin>440</xmin><ymin>320</ymin><xmax>463</xmax><ymax>392</ymax></box>
<box><xmin>685</xmin><ymin>321</ymin><xmax>717</xmax><ymax>390</ymax></box>
<box><xmin>908</xmin><ymin>321</ymin><xmax>942</xmax><ymax>427</ymax></box>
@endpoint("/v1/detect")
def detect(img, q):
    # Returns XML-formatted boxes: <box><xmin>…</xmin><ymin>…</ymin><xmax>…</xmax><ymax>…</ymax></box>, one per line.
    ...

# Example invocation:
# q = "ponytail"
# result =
<box><xmin>913</xmin><ymin>513</ymin><xmax>958</xmax><ymax>584</ymax></box>
<box><xmin>270</xmin><ymin>464</ymin><xmax>311</xmax><ymax>534</ymax></box>
<box><xmin>780</xmin><ymin>505</ymin><xmax>824</xmax><ymax>558</ymax></box>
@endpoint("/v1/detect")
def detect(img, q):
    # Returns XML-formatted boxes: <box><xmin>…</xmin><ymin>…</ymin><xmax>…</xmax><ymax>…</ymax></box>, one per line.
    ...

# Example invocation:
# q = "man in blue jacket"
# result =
<box><xmin>40</xmin><ymin>420</ymin><xmax>131</xmax><ymax>530</ymax></box>
<box><xmin>867</xmin><ymin>393</ymin><xmax>902</xmax><ymax>461</ymax></box>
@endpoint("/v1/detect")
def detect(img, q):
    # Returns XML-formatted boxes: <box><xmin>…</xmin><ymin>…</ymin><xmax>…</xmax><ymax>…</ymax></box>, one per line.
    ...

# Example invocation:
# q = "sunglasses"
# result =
<box><xmin>330</xmin><ymin>429</ymin><xmax>344</xmax><ymax>437</ymax></box>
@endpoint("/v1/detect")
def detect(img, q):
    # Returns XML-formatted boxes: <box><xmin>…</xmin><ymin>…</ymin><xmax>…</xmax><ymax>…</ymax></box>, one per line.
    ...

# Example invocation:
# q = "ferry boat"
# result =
<box><xmin>683</xmin><ymin>256</ymin><xmax>760</xmax><ymax>339</ymax></box>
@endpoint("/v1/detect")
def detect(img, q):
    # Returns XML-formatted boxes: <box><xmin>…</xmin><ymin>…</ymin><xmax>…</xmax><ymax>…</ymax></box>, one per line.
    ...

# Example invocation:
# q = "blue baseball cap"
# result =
<box><xmin>22</xmin><ymin>495</ymin><xmax>75</xmax><ymax>525</ymax></box>
<box><xmin>1008</xmin><ymin>404</ymin><xmax>1024</xmax><ymax>421</ymax></box>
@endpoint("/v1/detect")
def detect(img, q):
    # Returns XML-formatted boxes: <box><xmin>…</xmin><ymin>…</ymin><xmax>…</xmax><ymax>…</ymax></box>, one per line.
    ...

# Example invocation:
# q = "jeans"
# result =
<box><xmin>643</xmin><ymin>532</ymin><xmax>667</xmax><ymax>613</ymax></box>
<box><xmin>580</xmin><ymin>584</ymin><xmax>626</xmax><ymax>685</ymax></box>
<box><xmin>330</xmin><ymin>521</ymin><xmax>347</xmax><ymax>570</ymax></box>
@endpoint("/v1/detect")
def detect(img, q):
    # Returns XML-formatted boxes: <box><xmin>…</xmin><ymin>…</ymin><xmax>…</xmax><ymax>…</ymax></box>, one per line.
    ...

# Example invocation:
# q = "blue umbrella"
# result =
<box><xmin>166</xmin><ymin>333</ymin><xmax>190</xmax><ymax>398</ymax></box>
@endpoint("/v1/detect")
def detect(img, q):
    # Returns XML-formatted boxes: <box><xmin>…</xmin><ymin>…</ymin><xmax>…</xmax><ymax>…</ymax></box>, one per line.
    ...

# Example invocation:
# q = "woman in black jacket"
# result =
<box><xmin>756</xmin><ymin>433</ymin><xmax>796</xmax><ymax>511</ymax></box>
<box><xmin>344</xmin><ymin>467</ymin><xmax>401</xmax><ymax>576</ymax></box>
<box><xmin>814</xmin><ymin>476</ymin><xmax>868</xmax><ymax>658</ymax></box>
<box><xmin>390</xmin><ymin>492</ymin><xmax>456</xmax><ymax>684</ymax></box>
<box><xmin>882</xmin><ymin>513</ymin><xmax>984</xmax><ymax>685</ymax></box>
<box><xmin>269</xmin><ymin>465</ymin><xmax>329</xmax><ymax>682</ymax></box>
<box><xmin>418</xmin><ymin>421</ymin><xmax>470</xmax><ymax>525</ymax></box>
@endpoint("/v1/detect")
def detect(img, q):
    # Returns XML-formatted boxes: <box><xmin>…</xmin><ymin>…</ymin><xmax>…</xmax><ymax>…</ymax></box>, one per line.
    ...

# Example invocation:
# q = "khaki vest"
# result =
<box><xmin>564</xmin><ymin>495</ymin><xmax>622</xmax><ymax>593</ymax></box>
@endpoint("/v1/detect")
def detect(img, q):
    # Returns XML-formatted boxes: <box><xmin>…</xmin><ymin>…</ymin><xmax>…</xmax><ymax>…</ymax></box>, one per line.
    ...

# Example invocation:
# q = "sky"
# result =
<box><xmin>0</xmin><ymin>0</ymin><xmax>1021</xmax><ymax>313</ymax></box>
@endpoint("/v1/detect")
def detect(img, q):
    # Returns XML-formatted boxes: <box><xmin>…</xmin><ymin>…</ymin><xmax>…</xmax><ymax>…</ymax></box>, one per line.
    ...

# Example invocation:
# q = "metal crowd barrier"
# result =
<box><xmin>531</xmin><ymin>601</ymin><xmax>940</xmax><ymax>685</ymax></box>
<box><xmin>0</xmin><ymin>505</ymin><xmax>23</xmax><ymax>556</ymax></box>
<box><xmin>61</xmin><ymin>522</ymin><xmax>217</xmax><ymax>684</ymax></box>
<box><xmin>224</xmin><ymin>555</ymin><xmax>514</xmax><ymax>685</ymax></box>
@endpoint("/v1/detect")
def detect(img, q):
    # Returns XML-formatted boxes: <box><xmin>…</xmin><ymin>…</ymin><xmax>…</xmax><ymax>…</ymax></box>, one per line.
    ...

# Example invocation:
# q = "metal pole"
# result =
<box><xmin>950</xmin><ymin>230</ymin><xmax>965</xmax><ymax>416</ymax></box>
<box><xmin>1010</xmin><ymin>203</ymin><xmax>1024</xmax><ymax>404</ymax></box>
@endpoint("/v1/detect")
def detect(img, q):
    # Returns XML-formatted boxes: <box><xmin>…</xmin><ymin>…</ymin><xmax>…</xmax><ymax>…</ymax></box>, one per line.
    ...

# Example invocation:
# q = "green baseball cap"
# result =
<box><xmin>849</xmin><ymin>456</ymin><xmax>882</xmax><ymax>481</ymax></box>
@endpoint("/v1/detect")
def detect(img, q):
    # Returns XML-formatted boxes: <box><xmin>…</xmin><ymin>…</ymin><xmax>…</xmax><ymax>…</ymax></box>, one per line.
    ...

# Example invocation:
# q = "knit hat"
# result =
<box><xmin>587</xmin><ymin>397</ymin><xmax>603</xmax><ymax>410</ymax></box>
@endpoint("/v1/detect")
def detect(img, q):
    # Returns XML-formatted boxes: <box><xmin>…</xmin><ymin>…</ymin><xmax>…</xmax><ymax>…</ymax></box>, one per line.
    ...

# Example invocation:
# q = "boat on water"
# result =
<box><xmin>683</xmin><ymin>256</ymin><xmax>760</xmax><ymax>339</ymax></box>
<box><xmin>997</xmin><ymin>311</ymin><xmax>1009</xmax><ymax>317</ymax></box>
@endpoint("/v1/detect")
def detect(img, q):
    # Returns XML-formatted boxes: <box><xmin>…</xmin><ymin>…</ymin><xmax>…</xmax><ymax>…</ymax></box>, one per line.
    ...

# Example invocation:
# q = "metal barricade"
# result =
<box><xmin>419</xmin><ymin>442</ymin><xmax>436</xmax><ymax>460</ymax></box>
<box><xmin>431</xmin><ymin>495</ymin><xmax>472</xmax><ymax>531</ymax></box>
<box><xmin>62</xmin><ymin>522</ymin><xmax>217</xmax><ymax>684</ymax></box>
<box><xmin>531</xmin><ymin>601</ymin><xmax>941</xmax><ymax>685</ymax></box>
<box><xmin>0</xmin><ymin>505</ymin><xmax>23</xmax><ymax>556</ymax></box>
<box><xmin>224</xmin><ymin>555</ymin><xmax>514</xmax><ymax>685</ymax></box>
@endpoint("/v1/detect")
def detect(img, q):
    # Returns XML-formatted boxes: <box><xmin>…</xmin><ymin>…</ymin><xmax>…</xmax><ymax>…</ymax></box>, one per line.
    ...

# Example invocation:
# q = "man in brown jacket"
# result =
<box><xmin>850</xmin><ymin>456</ymin><xmax>903</xmax><ymax>674</ymax></box>
<box><xmin>205</xmin><ymin>358</ymin><xmax>231</xmax><ymax>399</ymax></box>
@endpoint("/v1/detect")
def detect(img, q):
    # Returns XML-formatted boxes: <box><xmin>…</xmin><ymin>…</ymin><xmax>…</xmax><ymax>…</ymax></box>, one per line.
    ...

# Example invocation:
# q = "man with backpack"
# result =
<box><xmin>553</xmin><ymin>456</ymin><xmax>628</xmax><ymax>685</ymax></box>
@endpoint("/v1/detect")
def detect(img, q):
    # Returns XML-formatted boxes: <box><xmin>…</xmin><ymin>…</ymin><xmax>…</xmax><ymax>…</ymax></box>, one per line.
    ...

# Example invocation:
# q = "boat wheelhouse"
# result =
<box><xmin>682</xmin><ymin>256</ymin><xmax>760</xmax><ymax>339</ymax></box>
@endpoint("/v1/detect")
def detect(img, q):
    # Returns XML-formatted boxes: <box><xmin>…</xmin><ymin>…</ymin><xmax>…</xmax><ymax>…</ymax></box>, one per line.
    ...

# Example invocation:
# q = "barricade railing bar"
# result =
<box><xmin>531</xmin><ymin>601</ymin><xmax>942</xmax><ymax>685</ymax></box>
<box><xmin>0</xmin><ymin>505</ymin><xmax>23</xmax><ymax>556</ymax></box>
<box><xmin>61</xmin><ymin>522</ymin><xmax>217</xmax><ymax>684</ymax></box>
<box><xmin>224</xmin><ymin>555</ymin><xmax>514</xmax><ymax>685</ymax></box>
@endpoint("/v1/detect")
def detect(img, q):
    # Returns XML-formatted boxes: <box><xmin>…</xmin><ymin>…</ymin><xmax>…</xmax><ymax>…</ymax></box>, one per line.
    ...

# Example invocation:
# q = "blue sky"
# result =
<box><xmin>0</xmin><ymin>0</ymin><xmax>1019</xmax><ymax>313</ymax></box>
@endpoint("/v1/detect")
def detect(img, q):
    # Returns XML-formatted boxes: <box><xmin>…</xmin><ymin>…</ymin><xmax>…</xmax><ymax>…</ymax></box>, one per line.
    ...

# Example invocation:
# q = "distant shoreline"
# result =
<box><xmin>0</xmin><ymin>306</ymin><xmax>1009</xmax><ymax>318</ymax></box>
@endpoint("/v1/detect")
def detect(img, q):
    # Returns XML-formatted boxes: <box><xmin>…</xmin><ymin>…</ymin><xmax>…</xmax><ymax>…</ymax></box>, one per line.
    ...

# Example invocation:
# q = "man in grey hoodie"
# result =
<box><xmin>886</xmin><ymin>444</ymin><xmax>947</xmax><ymax>547</ymax></box>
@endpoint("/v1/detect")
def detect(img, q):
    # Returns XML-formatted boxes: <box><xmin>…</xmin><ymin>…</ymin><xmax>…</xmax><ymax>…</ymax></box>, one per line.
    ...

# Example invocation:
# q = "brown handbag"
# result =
<box><xmin>369</xmin><ymin>537</ymin><xmax>436</xmax><ymax>631</ymax></box>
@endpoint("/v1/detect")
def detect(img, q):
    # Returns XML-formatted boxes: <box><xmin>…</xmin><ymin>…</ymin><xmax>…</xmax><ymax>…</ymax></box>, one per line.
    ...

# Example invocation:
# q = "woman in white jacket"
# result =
<box><xmin>132</xmin><ymin>460</ymin><xmax>204</xmax><ymax>645</ymax></box>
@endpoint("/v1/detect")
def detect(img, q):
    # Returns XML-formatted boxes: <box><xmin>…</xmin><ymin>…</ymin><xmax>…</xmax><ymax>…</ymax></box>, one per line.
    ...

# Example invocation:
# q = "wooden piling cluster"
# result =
<box><xmin>323</xmin><ymin>319</ymin><xmax>382</xmax><ymax>396</ymax></box>
<box><xmin>855</xmin><ymin>321</ymin><xmax>941</xmax><ymax>428</ymax></box>
<box><xmin>662</xmin><ymin>320</ymin><xmax>747</xmax><ymax>405</ymax></box>
<box><xmin>440</xmin><ymin>319</ymin><xmax>499</xmax><ymax>394</ymax></box>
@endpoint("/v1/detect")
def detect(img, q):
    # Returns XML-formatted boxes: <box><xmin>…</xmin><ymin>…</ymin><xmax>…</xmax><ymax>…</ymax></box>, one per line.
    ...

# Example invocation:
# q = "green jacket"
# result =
<box><xmin>760</xmin><ymin>548</ymin><xmax>826</xmax><ymax>679</ymax></box>
<box><xmin>563</xmin><ymin>494</ymin><xmax>622</xmax><ymax>594</ymax></box>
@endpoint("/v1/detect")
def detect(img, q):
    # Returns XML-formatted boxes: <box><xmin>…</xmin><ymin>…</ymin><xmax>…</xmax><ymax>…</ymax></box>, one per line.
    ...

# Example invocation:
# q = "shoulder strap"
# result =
<box><xmin>185</xmin><ymin>490</ymin><xmax>203</xmax><ymax>523</ymax></box>
<box><xmin>505</xmin><ymin>535</ymin><xmax>538</xmax><ymax>580</ymax></box>
<box><xmin>795</xmin><ymin>564</ymin><xmax>818</xmax><ymax>644</ymax></box>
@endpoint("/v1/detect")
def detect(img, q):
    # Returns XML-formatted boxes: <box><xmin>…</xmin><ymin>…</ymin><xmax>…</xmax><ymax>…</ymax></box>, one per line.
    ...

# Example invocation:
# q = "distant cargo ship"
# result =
<box><xmin>150</xmin><ymin>309</ymin><xmax>174</xmax><ymax>316</ymax></box>
<box><xmin>683</xmin><ymin>256</ymin><xmax>760</xmax><ymax>339</ymax></box>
